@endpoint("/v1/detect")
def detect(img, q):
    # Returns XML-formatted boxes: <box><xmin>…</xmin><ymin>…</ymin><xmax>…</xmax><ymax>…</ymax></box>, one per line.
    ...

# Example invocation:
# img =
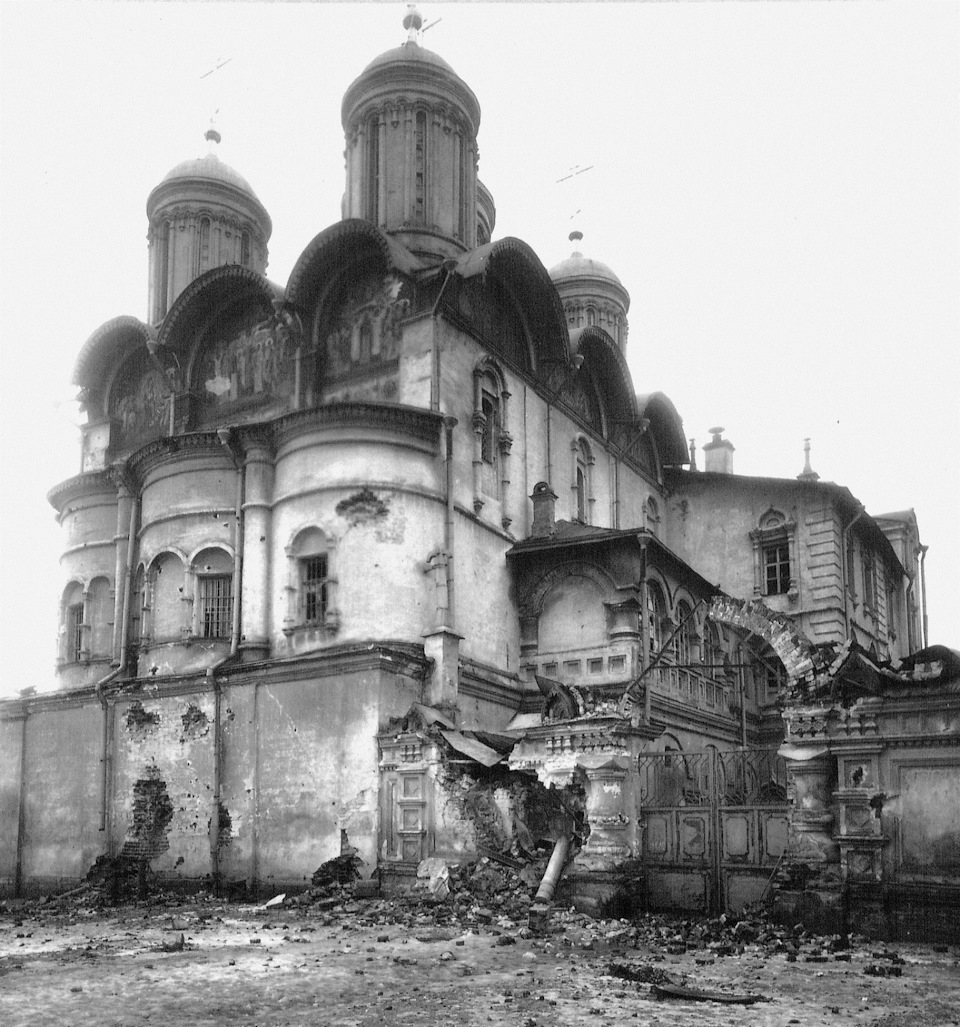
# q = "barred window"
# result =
<box><xmin>199</xmin><ymin>575</ymin><xmax>232</xmax><ymax>639</ymax></box>
<box><xmin>301</xmin><ymin>554</ymin><xmax>329</xmax><ymax>625</ymax></box>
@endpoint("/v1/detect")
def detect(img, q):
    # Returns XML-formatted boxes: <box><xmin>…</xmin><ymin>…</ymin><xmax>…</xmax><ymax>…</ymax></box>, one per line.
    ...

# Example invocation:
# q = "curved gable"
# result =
<box><xmin>74</xmin><ymin>316</ymin><xmax>152</xmax><ymax>410</ymax></box>
<box><xmin>157</xmin><ymin>263</ymin><xmax>282</xmax><ymax>355</ymax></box>
<box><xmin>286</xmin><ymin>219</ymin><xmax>423</xmax><ymax>316</ymax></box>
<box><xmin>571</xmin><ymin>326</ymin><xmax>638</xmax><ymax>437</ymax></box>
<box><xmin>635</xmin><ymin>391</ymin><xmax>689</xmax><ymax>468</ymax></box>
<box><xmin>447</xmin><ymin>237</ymin><xmax>569</xmax><ymax>373</ymax></box>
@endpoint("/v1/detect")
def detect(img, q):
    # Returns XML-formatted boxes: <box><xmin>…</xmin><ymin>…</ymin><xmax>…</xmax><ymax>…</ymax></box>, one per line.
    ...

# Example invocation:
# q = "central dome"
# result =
<box><xmin>339</xmin><ymin>16</ymin><xmax>484</xmax><ymax>264</ymax></box>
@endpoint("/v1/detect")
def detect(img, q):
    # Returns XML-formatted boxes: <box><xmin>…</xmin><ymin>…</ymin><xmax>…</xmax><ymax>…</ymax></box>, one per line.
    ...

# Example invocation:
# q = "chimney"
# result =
<box><xmin>703</xmin><ymin>427</ymin><xmax>734</xmax><ymax>474</ymax></box>
<box><xmin>530</xmin><ymin>482</ymin><xmax>558</xmax><ymax>537</ymax></box>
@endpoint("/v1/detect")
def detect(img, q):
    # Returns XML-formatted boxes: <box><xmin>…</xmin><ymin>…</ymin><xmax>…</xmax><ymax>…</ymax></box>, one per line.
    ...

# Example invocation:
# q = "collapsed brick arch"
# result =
<box><xmin>708</xmin><ymin>595</ymin><xmax>830</xmax><ymax>695</ymax></box>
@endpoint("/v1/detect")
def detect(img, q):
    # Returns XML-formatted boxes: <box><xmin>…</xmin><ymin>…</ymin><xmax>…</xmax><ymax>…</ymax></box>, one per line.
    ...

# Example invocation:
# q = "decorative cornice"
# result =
<box><xmin>275</xmin><ymin>402</ymin><xmax>443</xmax><ymax>451</ymax></box>
<box><xmin>127</xmin><ymin>431</ymin><xmax>226</xmax><ymax>485</ymax></box>
<box><xmin>47</xmin><ymin>470</ymin><xmax>117</xmax><ymax>514</ymax></box>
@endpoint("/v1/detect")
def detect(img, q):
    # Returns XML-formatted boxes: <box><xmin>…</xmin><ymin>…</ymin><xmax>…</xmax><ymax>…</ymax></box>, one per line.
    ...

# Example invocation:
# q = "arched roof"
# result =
<box><xmin>569</xmin><ymin>326</ymin><xmax>637</xmax><ymax>428</ymax></box>
<box><xmin>155</xmin><ymin>264</ymin><xmax>283</xmax><ymax>355</ymax></box>
<box><xmin>73</xmin><ymin>315</ymin><xmax>152</xmax><ymax>391</ymax></box>
<box><xmin>286</xmin><ymin>219</ymin><xmax>423</xmax><ymax>316</ymax></box>
<box><xmin>635</xmin><ymin>391</ymin><xmax>689</xmax><ymax>466</ymax></box>
<box><xmin>452</xmin><ymin>237</ymin><xmax>569</xmax><ymax>367</ymax></box>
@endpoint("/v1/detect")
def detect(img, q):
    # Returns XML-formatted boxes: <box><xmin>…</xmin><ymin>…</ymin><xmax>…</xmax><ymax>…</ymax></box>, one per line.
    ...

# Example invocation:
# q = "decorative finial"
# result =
<box><xmin>689</xmin><ymin>438</ymin><xmax>698</xmax><ymax>472</ymax></box>
<box><xmin>569</xmin><ymin>230</ymin><xmax>583</xmax><ymax>244</ymax></box>
<box><xmin>708</xmin><ymin>426</ymin><xmax>724</xmax><ymax>443</ymax></box>
<box><xmin>798</xmin><ymin>437</ymin><xmax>820</xmax><ymax>482</ymax></box>
<box><xmin>403</xmin><ymin>4</ymin><xmax>423</xmax><ymax>43</ymax></box>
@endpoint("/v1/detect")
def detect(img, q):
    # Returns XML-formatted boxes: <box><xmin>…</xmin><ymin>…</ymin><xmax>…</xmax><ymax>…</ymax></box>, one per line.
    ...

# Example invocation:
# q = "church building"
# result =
<box><xmin>2</xmin><ymin>11</ymin><xmax>953</xmax><ymax>935</ymax></box>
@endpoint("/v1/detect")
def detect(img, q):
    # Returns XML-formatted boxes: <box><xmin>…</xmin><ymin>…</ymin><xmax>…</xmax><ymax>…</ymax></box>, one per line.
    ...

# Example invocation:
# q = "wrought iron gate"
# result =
<box><xmin>637</xmin><ymin>749</ymin><xmax>789</xmax><ymax>914</ymax></box>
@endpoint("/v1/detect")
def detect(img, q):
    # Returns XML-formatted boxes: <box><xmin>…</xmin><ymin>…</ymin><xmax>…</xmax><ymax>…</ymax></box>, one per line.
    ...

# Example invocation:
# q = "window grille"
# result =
<box><xmin>199</xmin><ymin>576</ymin><xmax>233</xmax><ymax>639</ymax></box>
<box><xmin>301</xmin><ymin>554</ymin><xmax>329</xmax><ymax>625</ymax></box>
<box><xmin>68</xmin><ymin>603</ymin><xmax>84</xmax><ymax>662</ymax></box>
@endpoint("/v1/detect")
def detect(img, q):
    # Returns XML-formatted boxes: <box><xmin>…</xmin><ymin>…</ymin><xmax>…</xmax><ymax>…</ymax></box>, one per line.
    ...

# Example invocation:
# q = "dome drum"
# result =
<box><xmin>341</xmin><ymin>42</ymin><xmax>482</xmax><ymax>263</ymax></box>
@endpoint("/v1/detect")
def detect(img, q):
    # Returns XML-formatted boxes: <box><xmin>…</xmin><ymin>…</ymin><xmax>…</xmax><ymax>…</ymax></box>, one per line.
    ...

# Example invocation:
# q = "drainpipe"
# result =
<box><xmin>842</xmin><ymin>503</ymin><xmax>865</xmax><ymax>639</ymax></box>
<box><xmin>637</xmin><ymin>539</ymin><xmax>650</xmax><ymax>723</ymax></box>
<box><xmin>919</xmin><ymin>544</ymin><xmax>929</xmax><ymax>648</ymax></box>
<box><xmin>14</xmin><ymin>708</ymin><xmax>28</xmax><ymax>897</ymax></box>
<box><xmin>430</xmin><ymin>262</ymin><xmax>457</xmax><ymax>412</ymax></box>
<box><xmin>443</xmin><ymin>416</ymin><xmax>458</xmax><ymax>630</ymax></box>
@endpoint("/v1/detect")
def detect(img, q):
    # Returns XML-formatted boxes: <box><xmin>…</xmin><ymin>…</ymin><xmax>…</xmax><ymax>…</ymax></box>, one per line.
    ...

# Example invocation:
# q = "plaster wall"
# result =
<box><xmin>139</xmin><ymin>455</ymin><xmax>237</xmax><ymax>550</ymax></box>
<box><xmin>14</xmin><ymin>702</ymin><xmax>102</xmax><ymax>893</ymax></box>
<box><xmin>251</xmin><ymin>665</ymin><xmax>422</xmax><ymax>887</ymax></box>
<box><xmin>0</xmin><ymin>716</ymin><xmax>24</xmax><ymax>891</ymax></box>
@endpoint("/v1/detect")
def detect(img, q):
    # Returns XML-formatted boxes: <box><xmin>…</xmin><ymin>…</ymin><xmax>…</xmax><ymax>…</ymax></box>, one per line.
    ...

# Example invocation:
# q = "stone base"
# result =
<box><xmin>557</xmin><ymin>864</ymin><xmax>643</xmax><ymax>920</ymax></box>
<box><xmin>771</xmin><ymin>887</ymin><xmax>845</xmax><ymax>936</ymax></box>
<box><xmin>847</xmin><ymin>883</ymin><xmax>960</xmax><ymax>944</ymax></box>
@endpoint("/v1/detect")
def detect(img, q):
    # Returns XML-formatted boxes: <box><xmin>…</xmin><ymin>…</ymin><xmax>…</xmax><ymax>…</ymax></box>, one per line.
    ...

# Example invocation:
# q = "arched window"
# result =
<box><xmin>368</xmin><ymin>113</ymin><xmax>381</xmax><ymax>223</ymax></box>
<box><xmin>61</xmin><ymin>582</ymin><xmax>86</xmax><ymax>664</ymax></box>
<box><xmin>156</xmin><ymin>220</ymin><xmax>171</xmax><ymax>319</ymax></box>
<box><xmin>472</xmin><ymin>359</ymin><xmax>511</xmax><ymax>515</ymax></box>
<box><xmin>148</xmin><ymin>552</ymin><xmax>184</xmax><ymax>643</ymax></box>
<box><xmin>645</xmin><ymin>496</ymin><xmax>660</xmax><ymax>537</ymax></box>
<box><xmin>284</xmin><ymin>527</ymin><xmax>338</xmax><ymax>637</ymax></box>
<box><xmin>87</xmin><ymin>576</ymin><xmax>113</xmax><ymax>660</ymax></box>
<box><xmin>414</xmin><ymin>111</ymin><xmax>427</xmax><ymax>223</ymax></box>
<box><xmin>645</xmin><ymin>581</ymin><xmax>666</xmax><ymax>658</ymax></box>
<box><xmin>192</xmin><ymin>548</ymin><xmax>234</xmax><ymax>640</ymax></box>
<box><xmin>240</xmin><ymin>230</ymin><xmax>251</xmax><ymax>267</ymax></box>
<box><xmin>130</xmin><ymin>565</ymin><xmax>145</xmax><ymax>647</ymax></box>
<box><xmin>750</xmin><ymin>508</ymin><xmax>796</xmax><ymax>599</ymax></box>
<box><xmin>703</xmin><ymin>620</ymin><xmax>723</xmax><ymax>677</ymax></box>
<box><xmin>673</xmin><ymin>600</ymin><xmax>698</xmax><ymax>667</ymax></box>
<box><xmin>572</xmin><ymin>436</ymin><xmax>593</xmax><ymax>523</ymax></box>
<box><xmin>196</xmin><ymin>216</ymin><xmax>211</xmax><ymax>275</ymax></box>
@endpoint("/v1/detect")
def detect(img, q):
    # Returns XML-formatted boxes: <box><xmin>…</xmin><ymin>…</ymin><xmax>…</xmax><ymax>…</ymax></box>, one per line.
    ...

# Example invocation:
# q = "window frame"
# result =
<box><xmin>749</xmin><ymin>509</ymin><xmax>797</xmax><ymax>600</ymax></box>
<box><xmin>198</xmin><ymin>573</ymin><xmax>233</xmax><ymax>640</ymax></box>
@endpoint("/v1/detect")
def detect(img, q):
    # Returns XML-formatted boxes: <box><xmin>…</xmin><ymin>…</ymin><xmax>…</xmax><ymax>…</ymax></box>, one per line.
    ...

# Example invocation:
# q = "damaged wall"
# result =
<box><xmin>0</xmin><ymin>643</ymin><xmax>429</xmax><ymax>897</ymax></box>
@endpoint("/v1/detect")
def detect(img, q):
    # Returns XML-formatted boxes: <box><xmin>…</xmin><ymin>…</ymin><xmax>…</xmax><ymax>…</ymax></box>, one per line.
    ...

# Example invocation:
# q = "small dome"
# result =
<box><xmin>159</xmin><ymin>152</ymin><xmax>258</xmax><ymax>200</ymax></box>
<box><xmin>549</xmin><ymin>233</ymin><xmax>625</xmax><ymax>290</ymax></box>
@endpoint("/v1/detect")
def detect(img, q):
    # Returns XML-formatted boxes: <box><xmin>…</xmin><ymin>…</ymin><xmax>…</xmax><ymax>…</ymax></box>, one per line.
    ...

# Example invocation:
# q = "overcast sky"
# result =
<box><xmin>1</xmin><ymin>0</ymin><xmax>957</xmax><ymax>696</ymax></box>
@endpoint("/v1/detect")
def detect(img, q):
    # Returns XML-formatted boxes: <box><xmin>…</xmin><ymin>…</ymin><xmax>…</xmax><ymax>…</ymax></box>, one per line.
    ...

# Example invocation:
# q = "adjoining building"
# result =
<box><xmin>1</xmin><ymin>11</ymin><xmax>955</xmax><ymax>938</ymax></box>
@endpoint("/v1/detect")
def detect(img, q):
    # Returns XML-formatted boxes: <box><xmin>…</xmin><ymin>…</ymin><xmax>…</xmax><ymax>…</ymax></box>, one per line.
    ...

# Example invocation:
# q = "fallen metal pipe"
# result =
<box><xmin>534</xmin><ymin>834</ymin><xmax>570</xmax><ymax>904</ymax></box>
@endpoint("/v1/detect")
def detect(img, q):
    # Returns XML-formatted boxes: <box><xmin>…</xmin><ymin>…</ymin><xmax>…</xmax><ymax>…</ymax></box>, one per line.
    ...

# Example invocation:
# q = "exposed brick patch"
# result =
<box><xmin>125</xmin><ymin>701</ymin><xmax>160</xmax><ymax>731</ymax></box>
<box><xmin>121</xmin><ymin>770</ymin><xmax>174</xmax><ymax>861</ymax></box>
<box><xmin>180</xmin><ymin>703</ymin><xmax>209</xmax><ymax>740</ymax></box>
<box><xmin>335</xmin><ymin>488</ymin><xmax>389</xmax><ymax>525</ymax></box>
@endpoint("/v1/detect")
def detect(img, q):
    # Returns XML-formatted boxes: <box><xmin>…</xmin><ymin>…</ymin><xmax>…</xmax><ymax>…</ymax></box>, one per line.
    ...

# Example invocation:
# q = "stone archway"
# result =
<box><xmin>707</xmin><ymin>595</ymin><xmax>830</xmax><ymax>696</ymax></box>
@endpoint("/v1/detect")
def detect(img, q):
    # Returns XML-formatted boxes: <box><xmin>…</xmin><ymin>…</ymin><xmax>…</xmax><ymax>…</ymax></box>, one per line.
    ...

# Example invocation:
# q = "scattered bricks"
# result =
<box><xmin>864</xmin><ymin>964</ymin><xmax>902</xmax><ymax>977</ymax></box>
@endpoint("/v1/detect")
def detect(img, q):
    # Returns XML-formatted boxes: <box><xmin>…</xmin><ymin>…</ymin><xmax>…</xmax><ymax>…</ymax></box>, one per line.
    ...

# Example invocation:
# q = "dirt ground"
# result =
<box><xmin>1</xmin><ymin>894</ymin><xmax>959</xmax><ymax>1027</ymax></box>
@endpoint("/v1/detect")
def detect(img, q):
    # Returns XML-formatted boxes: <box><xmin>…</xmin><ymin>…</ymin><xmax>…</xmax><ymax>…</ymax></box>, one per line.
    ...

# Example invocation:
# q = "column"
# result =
<box><xmin>239</xmin><ymin>442</ymin><xmax>274</xmax><ymax>662</ymax></box>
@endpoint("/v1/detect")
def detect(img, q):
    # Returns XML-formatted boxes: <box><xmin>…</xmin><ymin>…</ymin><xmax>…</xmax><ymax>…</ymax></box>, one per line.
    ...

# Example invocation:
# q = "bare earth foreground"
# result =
<box><xmin>1</xmin><ymin>894</ymin><xmax>958</xmax><ymax>1027</ymax></box>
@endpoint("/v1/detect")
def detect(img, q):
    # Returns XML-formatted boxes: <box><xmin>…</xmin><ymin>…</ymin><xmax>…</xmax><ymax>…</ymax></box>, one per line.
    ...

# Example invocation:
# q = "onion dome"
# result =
<box><xmin>549</xmin><ymin>231</ymin><xmax>630</xmax><ymax>352</ymax></box>
<box><xmin>340</xmin><ymin>6</ymin><xmax>482</xmax><ymax>264</ymax></box>
<box><xmin>145</xmin><ymin>127</ymin><xmax>272</xmax><ymax>322</ymax></box>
